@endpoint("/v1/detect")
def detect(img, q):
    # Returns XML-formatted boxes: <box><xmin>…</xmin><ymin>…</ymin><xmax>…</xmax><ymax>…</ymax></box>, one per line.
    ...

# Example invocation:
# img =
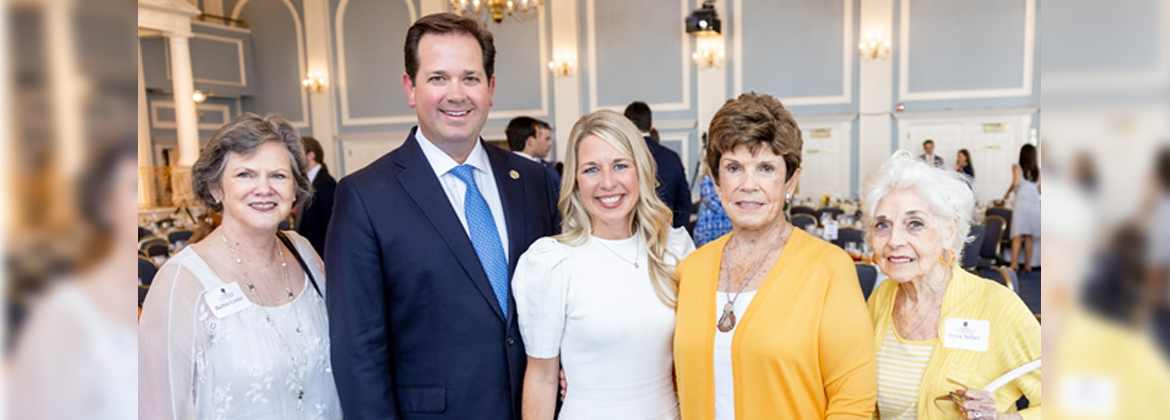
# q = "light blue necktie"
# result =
<box><xmin>450</xmin><ymin>164</ymin><xmax>510</xmax><ymax>317</ymax></box>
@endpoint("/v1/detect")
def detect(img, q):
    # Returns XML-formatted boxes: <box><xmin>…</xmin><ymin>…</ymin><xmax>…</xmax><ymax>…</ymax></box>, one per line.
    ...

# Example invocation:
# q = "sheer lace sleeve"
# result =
<box><xmin>139</xmin><ymin>260</ymin><xmax>208</xmax><ymax>419</ymax></box>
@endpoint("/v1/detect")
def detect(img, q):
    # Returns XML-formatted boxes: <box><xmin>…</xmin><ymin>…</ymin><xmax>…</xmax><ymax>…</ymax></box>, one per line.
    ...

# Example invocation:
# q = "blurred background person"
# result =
<box><xmin>674</xmin><ymin>93</ymin><xmax>875</xmax><ymax>420</ymax></box>
<box><xmin>1146</xmin><ymin>148</ymin><xmax>1170</xmax><ymax>355</ymax></box>
<box><xmin>692</xmin><ymin>170</ymin><xmax>733</xmax><ymax>248</ymax></box>
<box><xmin>920</xmin><ymin>140</ymin><xmax>945</xmax><ymax>169</ymax></box>
<box><xmin>1003</xmin><ymin>144</ymin><xmax>1041</xmax><ymax>273</ymax></box>
<box><xmin>507</xmin><ymin>116</ymin><xmax>561</xmax><ymax>197</ymax></box>
<box><xmin>294</xmin><ymin>136</ymin><xmax>336</xmax><ymax>257</ymax></box>
<box><xmin>7</xmin><ymin>138</ymin><xmax>138</xmax><ymax>420</ymax></box>
<box><xmin>956</xmin><ymin>149</ymin><xmax>974</xmax><ymax>180</ymax></box>
<box><xmin>515</xmin><ymin>110</ymin><xmax>694</xmax><ymax>419</ymax></box>
<box><xmin>139</xmin><ymin>114</ymin><xmax>342</xmax><ymax>419</ymax></box>
<box><xmin>861</xmin><ymin>151</ymin><xmax>1040</xmax><ymax>420</ymax></box>
<box><xmin>623</xmin><ymin>101</ymin><xmax>691</xmax><ymax>229</ymax></box>
<box><xmin>1044</xmin><ymin>179</ymin><xmax>1170</xmax><ymax>420</ymax></box>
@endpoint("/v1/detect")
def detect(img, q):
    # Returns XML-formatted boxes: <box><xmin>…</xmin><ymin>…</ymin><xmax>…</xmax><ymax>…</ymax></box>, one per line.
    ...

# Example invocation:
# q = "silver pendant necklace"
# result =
<box><xmin>594</xmin><ymin>232</ymin><xmax>641</xmax><ymax>269</ymax></box>
<box><xmin>717</xmin><ymin>226</ymin><xmax>787</xmax><ymax>333</ymax></box>
<box><xmin>221</xmin><ymin>233</ymin><xmax>310</xmax><ymax>411</ymax></box>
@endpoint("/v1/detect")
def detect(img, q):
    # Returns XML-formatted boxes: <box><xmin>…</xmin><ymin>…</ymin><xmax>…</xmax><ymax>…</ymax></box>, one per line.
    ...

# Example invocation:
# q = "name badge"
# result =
<box><xmin>943</xmin><ymin>318</ymin><xmax>990</xmax><ymax>352</ymax></box>
<box><xmin>1058</xmin><ymin>373</ymin><xmax>1118</xmax><ymax>417</ymax></box>
<box><xmin>204</xmin><ymin>282</ymin><xmax>252</xmax><ymax>319</ymax></box>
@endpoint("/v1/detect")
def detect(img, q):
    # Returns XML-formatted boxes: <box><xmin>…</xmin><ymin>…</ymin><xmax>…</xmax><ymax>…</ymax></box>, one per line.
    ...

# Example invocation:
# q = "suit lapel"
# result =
<box><xmin>485</xmin><ymin>145</ymin><xmax>528</xmax><ymax>277</ymax></box>
<box><xmin>396</xmin><ymin>132</ymin><xmax>507</xmax><ymax>322</ymax></box>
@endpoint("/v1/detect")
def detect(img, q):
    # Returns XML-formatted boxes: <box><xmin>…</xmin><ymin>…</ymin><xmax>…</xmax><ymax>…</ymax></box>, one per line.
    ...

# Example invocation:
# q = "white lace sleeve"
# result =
<box><xmin>139</xmin><ymin>261</ymin><xmax>207</xmax><ymax>419</ymax></box>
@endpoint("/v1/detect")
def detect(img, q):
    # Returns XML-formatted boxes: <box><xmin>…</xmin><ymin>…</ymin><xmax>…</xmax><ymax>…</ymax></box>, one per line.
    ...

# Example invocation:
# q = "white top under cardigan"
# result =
<box><xmin>514</xmin><ymin>228</ymin><xmax>695</xmax><ymax>420</ymax></box>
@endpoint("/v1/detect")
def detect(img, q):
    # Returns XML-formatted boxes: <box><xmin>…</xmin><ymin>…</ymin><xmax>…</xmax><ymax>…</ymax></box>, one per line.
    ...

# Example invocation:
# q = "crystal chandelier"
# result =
<box><xmin>450</xmin><ymin>0</ymin><xmax>544</xmax><ymax>24</ymax></box>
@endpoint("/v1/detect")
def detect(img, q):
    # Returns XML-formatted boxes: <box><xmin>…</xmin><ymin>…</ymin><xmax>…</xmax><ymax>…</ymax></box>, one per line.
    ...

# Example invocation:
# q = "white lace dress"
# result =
<box><xmin>139</xmin><ymin>232</ymin><xmax>341</xmax><ymax>420</ymax></box>
<box><xmin>514</xmin><ymin>228</ymin><xmax>696</xmax><ymax>420</ymax></box>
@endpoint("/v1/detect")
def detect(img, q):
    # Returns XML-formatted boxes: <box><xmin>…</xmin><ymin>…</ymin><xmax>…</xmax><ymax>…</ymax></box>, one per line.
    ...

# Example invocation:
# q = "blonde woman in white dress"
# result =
<box><xmin>139</xmin><ymin>114</ymin><xmax>342</xmax><ymax>419</ymax></box>
<box><xmin>515</xmin><ymin>110</ymin><xmax>695</xmax><ymax>420</ymax></box>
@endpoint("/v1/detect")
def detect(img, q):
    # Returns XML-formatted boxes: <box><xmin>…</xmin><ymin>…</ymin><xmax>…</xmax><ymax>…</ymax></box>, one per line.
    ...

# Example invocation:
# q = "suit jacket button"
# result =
<box><xmin>507</xmin><ymin>380</ymin><xmax>512</xmax><ymax>389</ymax></box>
<box><xmin>507</xmin><ymin>336</ymin><xmax>515</xmax><ymax>346</ymax></box>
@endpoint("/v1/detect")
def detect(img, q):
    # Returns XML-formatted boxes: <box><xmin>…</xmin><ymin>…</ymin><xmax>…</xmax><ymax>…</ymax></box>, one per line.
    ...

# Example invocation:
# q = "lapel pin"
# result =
<box><xmin>510</xmin><ymin>170</ymin><xmax>520</xmax><ymax>179</ymax></box>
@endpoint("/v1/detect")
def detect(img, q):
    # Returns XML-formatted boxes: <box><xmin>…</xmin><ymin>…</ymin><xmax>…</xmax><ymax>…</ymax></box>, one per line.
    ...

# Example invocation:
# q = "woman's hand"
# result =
<box><xmin>955</xmin><ymin>389</ymin><xmax>1020</xmax><ymax>420</ymax></box>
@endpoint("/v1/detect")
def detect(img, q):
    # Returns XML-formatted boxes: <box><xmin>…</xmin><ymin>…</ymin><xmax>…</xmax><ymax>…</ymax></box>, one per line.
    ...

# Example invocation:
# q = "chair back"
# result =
<box><xmin>144</xmin><ymin>242</ymin><xmax>170</xmax><ymax>259</ymax></box>
<box><xmin>139</xmin><ymin>227</ymin><xmax>152</xmax><ymax>240</ymax></box>
<box><xmin>960</xmin><ymin>225</ymin><xmax>985</xmax><ymax>270</ymax></box>
<box><xmin>855</xmin><ymin>263</ymin><xmax>877</xmax><ymax>300</ymax></box>
<box><xmin>834</xmin><ymin>227</ymin><xmax>865</xmax><ymax>249</ymax></box>
<box><xmin>792</xmin><ymin>214</ymin><xmax>818</xmax><ymax>231</ymax></box>
<box><xmin>816</xmin><ymin>207</ymin><xmax>845</xmax><ymax>222</ymax></box>
<box><xmin>998</xmin><ymin>266</ymin><xmax>1019</xmax><ymax>294</ymax></box>
<box><xmin>790</xmin><ymin>206</ymin><xmax>816</xmax><ymax>217</ymax></box>
<box><xmin>139</xmin><ymin>285</ymin><xmax>151</xmax><ymax>308</ymax></box>
<box><xmin>979</xmin><ymin>266</ymin><xmax>1016</xmax><ymax>293</ymax></box>
<box><xmin>981</xmin><ymin>216</ymin><xmax>1006</xmax><ymax>261</ymax></box>
<box><xmin>155</xmin><ymin>217</ymin><xmax>176</xmax><ymax>231</ymax></box>
<box><xmin>139</xmin><ymin>236</ymin><xmax>167</xmax><ymax>251</ymax></box>
<box><xmin>986</xmin><ymin>207</ymin><xmax>1013</xmax><ymax>241</ymax></box>
<box><xmin>168</xmin><ymin>229</ymin><xmax>194</xmax><ymax>245</ymax></box>
<box><xmin>139</xmin><ymin>256</ymin><xmax>158</xmax><ymax>286</ymax></box>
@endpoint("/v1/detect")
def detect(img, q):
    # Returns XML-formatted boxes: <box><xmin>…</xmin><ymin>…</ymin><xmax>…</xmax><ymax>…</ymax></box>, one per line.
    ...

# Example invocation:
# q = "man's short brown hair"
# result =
<box><xmin>404</xmin><ymin>13</ymin><xmax>496</xmax><ymax>83</ymax></box>
<box><xmin>705</xmin><ymin>92</ymin><xmax>802</xmax><ymax>184</ymax></box>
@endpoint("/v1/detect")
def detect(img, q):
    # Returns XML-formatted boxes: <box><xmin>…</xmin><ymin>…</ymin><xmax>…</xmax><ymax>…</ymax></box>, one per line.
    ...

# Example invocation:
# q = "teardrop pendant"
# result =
<box><xmin>634</xmin><ymin>262</ymin><xmax>639</xmax><ymax>269</ymax></box>
<box><xmin>717</xmin><ymin>302</ymin><xmax>737</xmax><ymax>332</ymax></box>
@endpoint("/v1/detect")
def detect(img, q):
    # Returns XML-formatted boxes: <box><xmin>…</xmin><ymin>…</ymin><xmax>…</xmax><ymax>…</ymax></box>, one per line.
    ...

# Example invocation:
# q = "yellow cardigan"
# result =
<box><xmin>675</xmin><ymin>229</ymin><xmax>877</xmax><ymax>420</ymax></box>
<box><xmin>867</xmin><ymin>265</ymin><xmax>1041</xmax><ymax>420</ymax></box>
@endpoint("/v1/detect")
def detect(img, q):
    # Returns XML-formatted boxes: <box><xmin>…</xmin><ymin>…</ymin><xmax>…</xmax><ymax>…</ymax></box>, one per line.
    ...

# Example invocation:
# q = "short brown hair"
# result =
<box><xmin>191</xmin><ymin>113</ymin><xmax>313</xmax><ymax>212</ymax></box>
<box><xmin>404</xmin><ymin>13</ymin><xmax>496</xmax><ymax>84</ymax></box>
<box><xmin>302</xmin><ymin>136</ymin><xmax>324</xmax><ymax>164</ymax></box>
<box><xmin>705</xmin><ymin>92</ymin><xmax>802</xmax><ymax>184</ymax></box>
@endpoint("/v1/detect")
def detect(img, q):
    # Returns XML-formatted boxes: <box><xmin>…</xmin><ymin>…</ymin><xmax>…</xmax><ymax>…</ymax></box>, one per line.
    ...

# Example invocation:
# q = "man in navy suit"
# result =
<box><xmin>294</xmin><ymin>136</ymin><xmax>336</xmax><ymax>257</ymax></box>
<box><xmin>623</xmin><ymin>101</ymin><xmax>692</xmax><ymax>228</ymax></box>
<box><xmin>505</xmin><ymin>116</ymin><xmax>560</xmax><ymax>198</ymax></box>
<box><xmin>326</xmin><ymin>13</ymin><xmax>558</xmax><ymax>420</ymax></box>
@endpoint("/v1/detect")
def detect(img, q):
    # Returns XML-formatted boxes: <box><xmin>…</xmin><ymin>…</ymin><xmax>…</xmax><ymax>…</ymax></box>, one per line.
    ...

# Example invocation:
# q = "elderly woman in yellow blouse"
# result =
<box><xmin>674</xmin><ymin>93</ymin><xmax>876</xmax><ymax>420</ymax></box>
<box><xmin>861</xmin><ymin>151</ymin><xmax>1040</xmax><ymax>420</ymax></box>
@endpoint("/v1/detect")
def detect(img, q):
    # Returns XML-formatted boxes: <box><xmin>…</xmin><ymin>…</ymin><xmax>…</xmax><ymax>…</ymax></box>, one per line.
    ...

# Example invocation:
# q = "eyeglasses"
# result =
<box><xmin>932</xmin><ymin>378</ymin><xmax>973</xmax><ymax>419</ymax></box>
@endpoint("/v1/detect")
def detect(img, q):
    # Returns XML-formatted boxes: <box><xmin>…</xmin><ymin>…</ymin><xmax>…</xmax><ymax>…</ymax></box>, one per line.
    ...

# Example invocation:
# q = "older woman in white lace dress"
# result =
<box><xmin>139</xmin><ymin>113</ymin><xmax>342</xmax><ymax>419</ymax></box>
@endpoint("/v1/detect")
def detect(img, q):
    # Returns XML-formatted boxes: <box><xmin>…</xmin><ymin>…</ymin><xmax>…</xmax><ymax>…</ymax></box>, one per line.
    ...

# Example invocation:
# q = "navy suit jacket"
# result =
<box><xmin>326</xmin><ymin>129</ymin><xmax>558</xmax><ymax>420</ymax></box>
<box><xmin>537</xmin><ymin>158</ymin><xmax>561</xmax><ymax>200</ymax></box>
<box><xmin>643</xmin><ymin>135</ymin><xmax>692</xmax><ymax>228</ymax></box>
<box><xmin>295</xmin><ymin>166</ymin><xmax>336</xmax><ymax>257</ymax></box>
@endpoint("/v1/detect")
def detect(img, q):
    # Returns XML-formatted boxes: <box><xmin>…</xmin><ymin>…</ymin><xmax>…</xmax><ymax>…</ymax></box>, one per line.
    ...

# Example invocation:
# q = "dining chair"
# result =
<box><xmin>791</xmin><ymin>214</ymin><xmax>818</xmax><ymax>231</ymax></box>
<box><xmin>833</xmin><ymin>227</ymin><xmax>865</xmax><ymax>249</ymax></box>
<box><xmin>960</xmin><ymin>225</ymin><xmax>985</xmax><ymax>271</ymax></box>
<box><xmin>855</xmin><ymin>263</ymin><xmax>877</xmax><ymax>300</ymax></box>
<box><xmin>980</xmin><ymin>215</ymin><xmax>1007</xmax><ymax>268</ymax></box>
<box><xmin>790</xmin><ymin>205</ymin><xmax>816</xmax><ymax>217</ymax></box>
<box><xmin>139</xmin><ymin>256</ymin><xmax>158</xmax><ymax>286</ymax></box>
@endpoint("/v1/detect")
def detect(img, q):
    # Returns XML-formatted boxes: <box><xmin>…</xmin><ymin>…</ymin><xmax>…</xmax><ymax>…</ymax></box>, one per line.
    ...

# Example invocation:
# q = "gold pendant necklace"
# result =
<box><xmin>717</xmin><ymin>227</ymin><xmax>787</xmax><ymax>333</ymax></box>
<box><xmin>594</xmin><ymin>233</ymin><xmax>641</xmax><ymax>269</ymax></box>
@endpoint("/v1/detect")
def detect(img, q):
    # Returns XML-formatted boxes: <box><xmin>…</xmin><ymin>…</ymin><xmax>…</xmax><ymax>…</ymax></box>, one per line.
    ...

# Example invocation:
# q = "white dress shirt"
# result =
<box><xmin>513</xmin><ymin>151</ymin><xmax>541</xmax><ymax>163</ymax></box>
<box><xmin>307</xmin><ymin>163</ymin><xmax>322</xmax><ymax>183</ymax></box>
<box><xmin>416</xmin><ymin>129</ymin><xmax>510</xmax><ymax>259</ymax></box>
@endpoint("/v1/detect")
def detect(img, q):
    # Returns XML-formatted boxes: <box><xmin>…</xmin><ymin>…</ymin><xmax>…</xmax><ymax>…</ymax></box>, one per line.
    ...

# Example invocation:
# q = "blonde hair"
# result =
<box><xmin>557</xmin><ymin>110</ymin><xmax>679</xmax><ymax>307</ymax></box>
<box><xmin>860</xmin><ymin>150</ymin><xmax>976</xmax><ymax>261</ymax></box>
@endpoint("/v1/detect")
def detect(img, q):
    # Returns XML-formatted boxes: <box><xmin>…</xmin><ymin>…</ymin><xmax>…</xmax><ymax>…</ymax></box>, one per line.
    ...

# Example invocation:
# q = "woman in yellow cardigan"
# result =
<box><xmin>674</xmin><ymin>93</ymin><xmax>877</xmax><ymax>420</ymax></box>
<box><xmin>860</xmin><ymin>151</ymin><xmax>1040</xmax><ymax>420</ymax></box>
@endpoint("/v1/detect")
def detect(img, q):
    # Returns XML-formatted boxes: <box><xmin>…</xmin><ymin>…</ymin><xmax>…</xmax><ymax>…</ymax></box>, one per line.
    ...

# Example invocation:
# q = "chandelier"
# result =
<box><xmin>450</xmin><ymin>0</ymin><xmax>544</xmax><ymax>24</ymax></box>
